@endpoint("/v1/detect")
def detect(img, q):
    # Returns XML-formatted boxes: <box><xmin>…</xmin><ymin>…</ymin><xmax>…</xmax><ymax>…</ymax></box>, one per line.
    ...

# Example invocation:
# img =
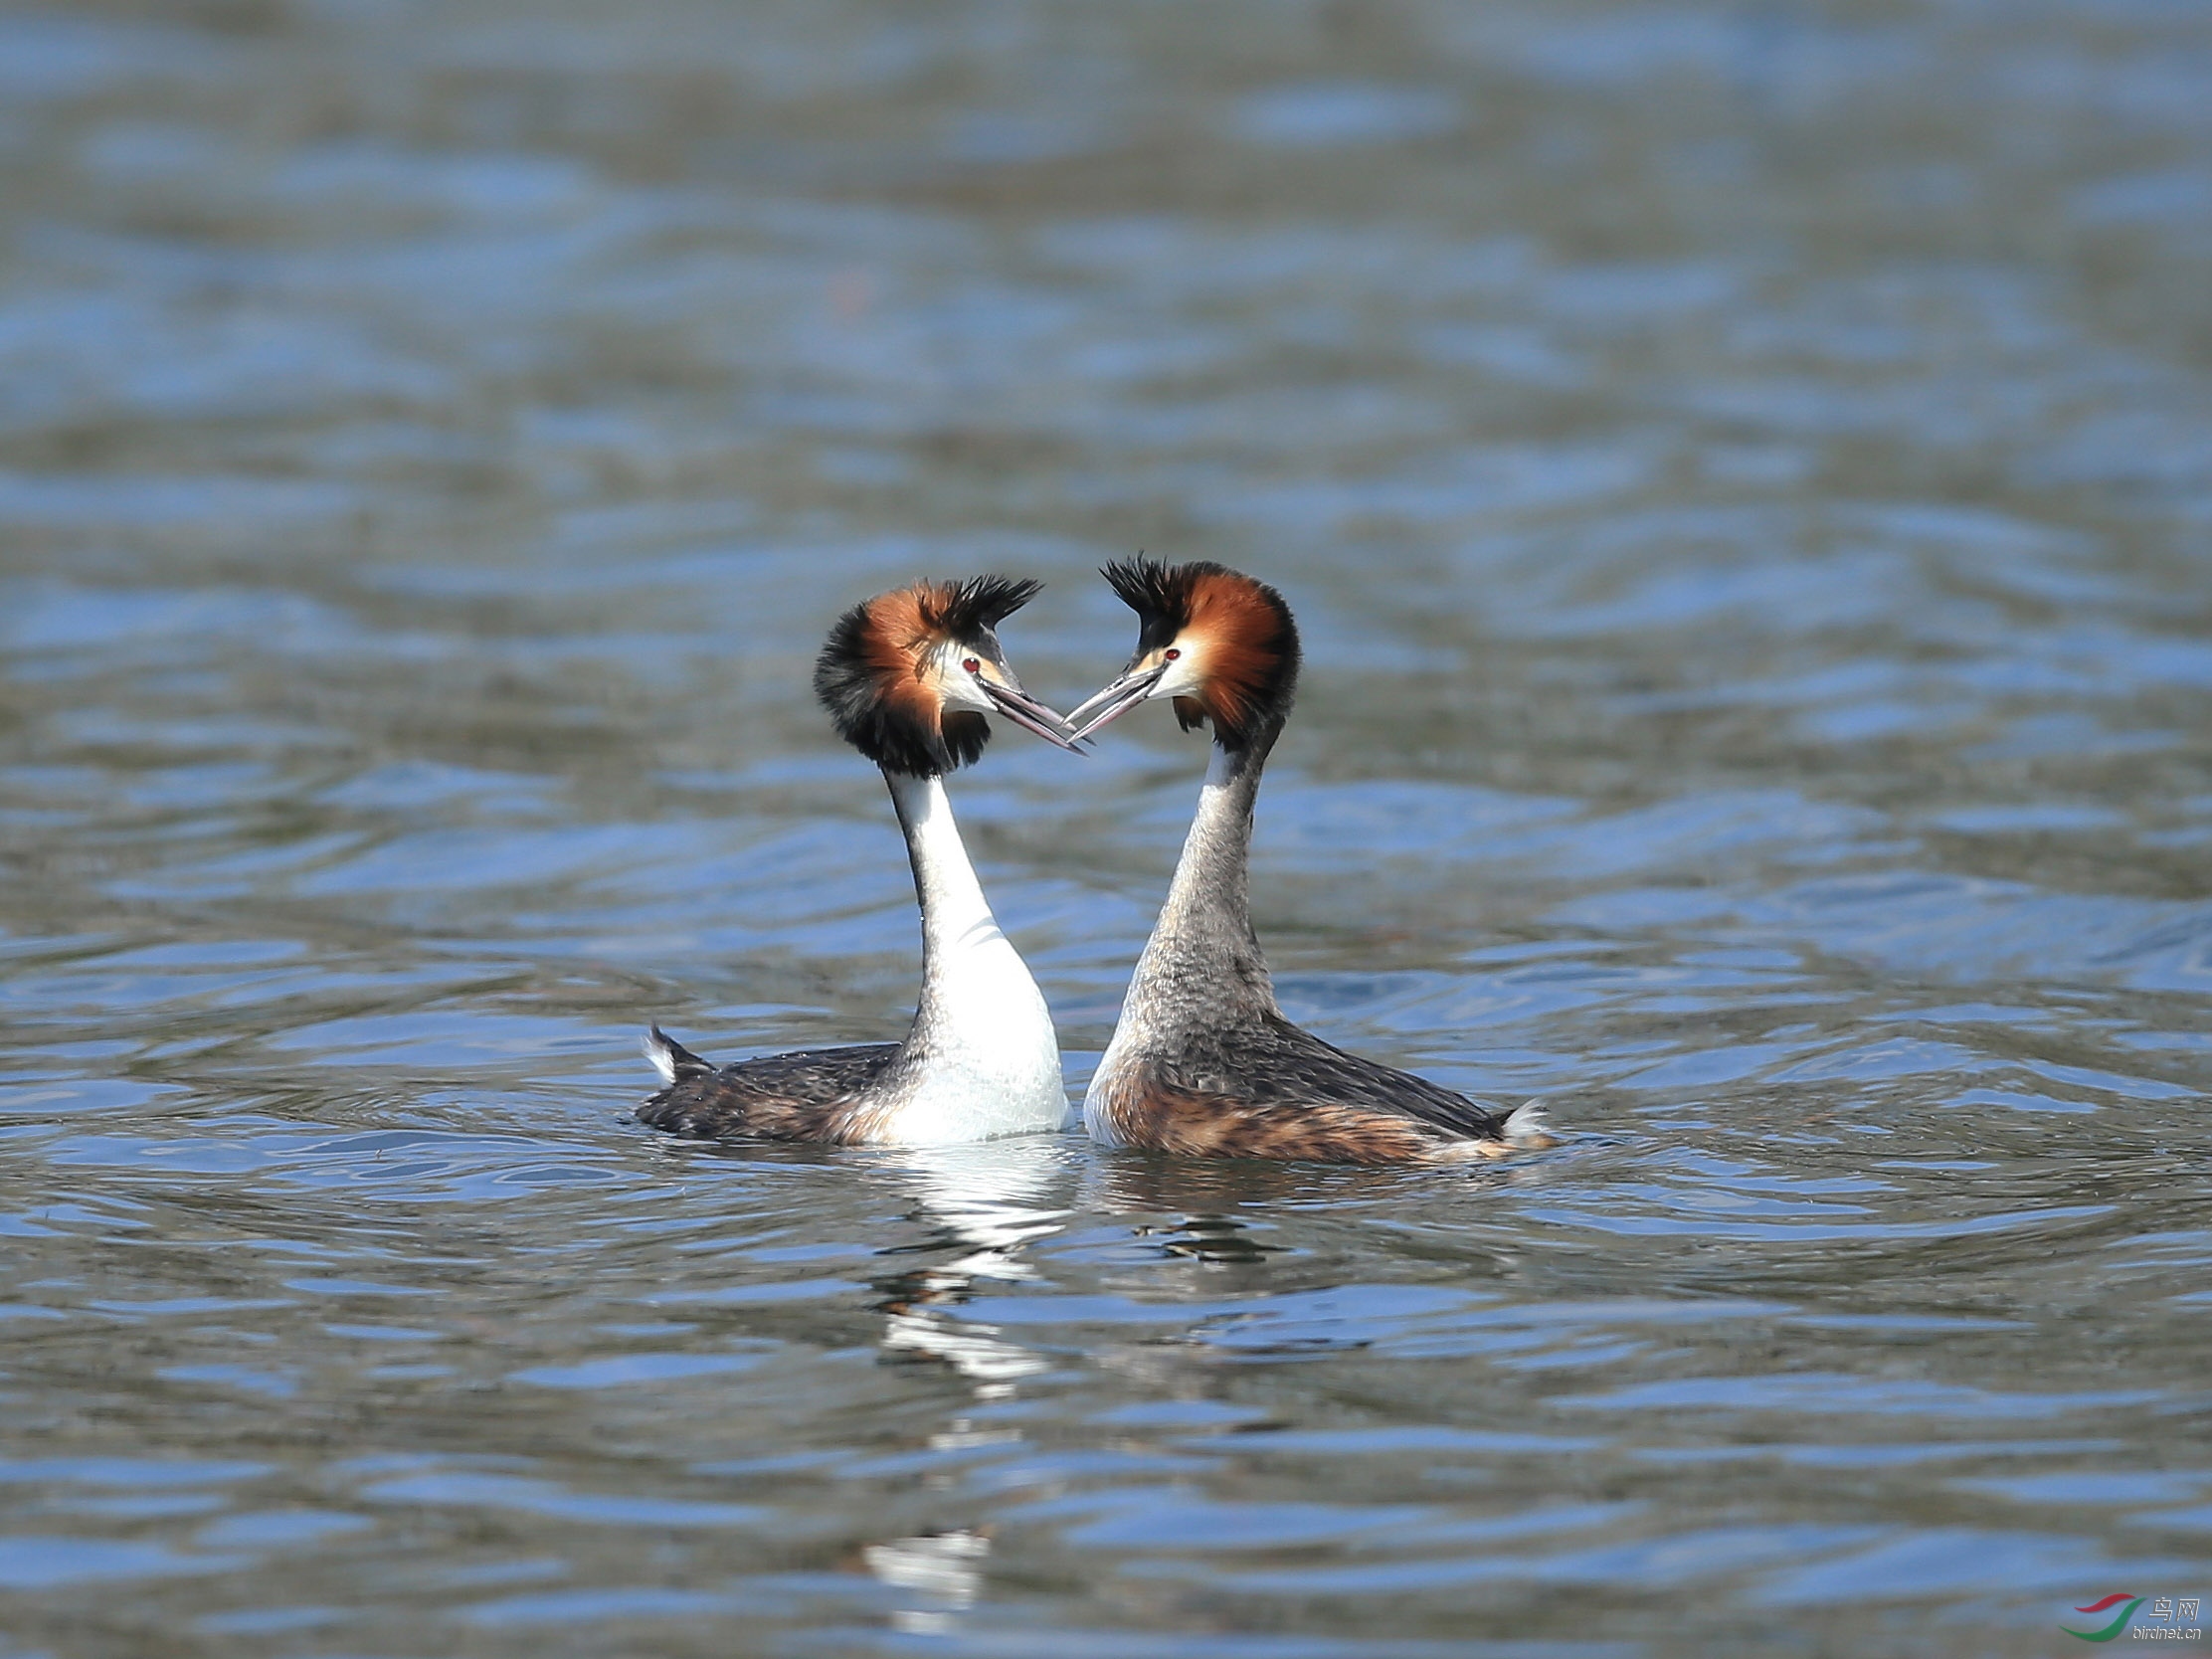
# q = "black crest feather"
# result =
<box><xmin>1101</xmin><ymin>555</ymin><xmax>1201</xmax><ymax>653</ymax></box>
<box><xmin>919</xmin><ymin>574</ymin><xmax>1043</xmax><ymax>643</ymax></box>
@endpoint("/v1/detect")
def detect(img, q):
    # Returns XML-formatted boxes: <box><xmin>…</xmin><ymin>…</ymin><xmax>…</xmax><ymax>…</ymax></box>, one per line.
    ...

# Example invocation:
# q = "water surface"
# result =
<box><xmin>2</xmin><ymin>1</ymin><xmax>2210</xmax><ymax>1654</ymax></box>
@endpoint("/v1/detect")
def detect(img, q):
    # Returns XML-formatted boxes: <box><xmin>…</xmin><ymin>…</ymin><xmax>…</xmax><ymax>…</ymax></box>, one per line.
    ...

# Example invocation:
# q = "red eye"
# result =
<box><xmin>963</xmin><ymin>657</ymin><xmax>981</xmax><ymax>673</ymax></box>
<box><xmin>1164</xmin><ymin>647</ymin><xmax>1181</xmax><ymax>661</ymax></box>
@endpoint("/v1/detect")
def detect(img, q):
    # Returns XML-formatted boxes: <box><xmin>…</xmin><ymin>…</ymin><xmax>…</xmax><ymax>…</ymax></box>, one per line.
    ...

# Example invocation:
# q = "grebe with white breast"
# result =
<box><xmin>1067</xmin><ymin>558</ymin><xmax>1557</xmax><ymax>1165</ymax></box>
<box><xmin>641</xmin><ymin>576</ymin><xmax>1080</xmax><ymax>1146</ymax></box>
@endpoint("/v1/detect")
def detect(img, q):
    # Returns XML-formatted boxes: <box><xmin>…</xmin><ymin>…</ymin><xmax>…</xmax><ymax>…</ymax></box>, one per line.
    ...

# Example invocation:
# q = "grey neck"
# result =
<box><xmin>1125</xmin><ymin>720</ymin><xmax>1284</xmax><ymax>1026</ymax></box>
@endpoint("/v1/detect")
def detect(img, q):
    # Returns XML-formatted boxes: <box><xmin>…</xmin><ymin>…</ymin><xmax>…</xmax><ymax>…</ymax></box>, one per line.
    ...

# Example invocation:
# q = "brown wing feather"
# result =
<box><xmin>1231</xmin><ymin>1014</ymin><xmax>1509</xmax><ymax>1138</ymax></box>
<box><xmin>639</xmin><ymin>1043</ymin><xmax>900</xmax><ymax>1144</ymax></box>
<box><xmin>1099</xmin><ymin>1075</ymin><xmax>1452</xmax><ymax>1164</ymax></box>
<box><xmin>1094</xmin><ymin>1015</ymin><xmax>1516</xmax><ymax>1165</ymax></box>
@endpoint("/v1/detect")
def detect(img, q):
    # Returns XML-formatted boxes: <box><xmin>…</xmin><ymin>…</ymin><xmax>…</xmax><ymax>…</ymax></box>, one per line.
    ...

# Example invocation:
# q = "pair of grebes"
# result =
<box><xmin>641</xmin><ymin>559</ymin><xmax>1557</xmax><ymax>1166</ymax></box>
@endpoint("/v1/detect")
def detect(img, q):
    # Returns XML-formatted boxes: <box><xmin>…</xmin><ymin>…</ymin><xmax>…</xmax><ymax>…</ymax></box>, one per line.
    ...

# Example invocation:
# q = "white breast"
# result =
<box><xmin>889</xmin><ymin>917</ymin><xmax>1069</xmax><ymax>1143</ymax></box>
<box><xmin>876</xmin><ymin>771</ymin><xmax>1069</xmax><ymax>1144</ymax></box>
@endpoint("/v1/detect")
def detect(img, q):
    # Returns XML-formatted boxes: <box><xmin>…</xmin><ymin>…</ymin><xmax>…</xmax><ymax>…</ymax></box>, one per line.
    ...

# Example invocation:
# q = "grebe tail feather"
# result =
<box><xmin>644</xmin><ymin>1025</ymin><xmax>713</xmax><ymax>1088</ymax></box>
<box><xmin>1500</xmin><ymin>1101</ymin><xmax>1559</xmax><ymax>1150</ymax></box>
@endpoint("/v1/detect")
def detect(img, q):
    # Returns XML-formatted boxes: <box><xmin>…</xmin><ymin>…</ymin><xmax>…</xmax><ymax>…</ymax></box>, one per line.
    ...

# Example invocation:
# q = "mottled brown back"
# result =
<box><xmin>1091</xmin><ymin>1013</ymin><xmax>1522</xmax><ymax>1165</ymax></box>
<box><xmin>1094</xmin><ymin>1065</ymin><xmax>1459</xmax><ymax>1164</ymax></box>
<box><xmin>639</xmin><ymin>1043</ymin><xmax>901</xmax><ymax>1143</ymax></box>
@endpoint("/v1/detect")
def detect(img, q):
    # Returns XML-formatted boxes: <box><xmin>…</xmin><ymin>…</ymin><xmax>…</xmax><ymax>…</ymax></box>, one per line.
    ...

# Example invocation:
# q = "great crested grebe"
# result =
<box><xmin>1067</xmin><ymin>558</ymin><xmax>1558</xmax><ymax>1165</ymax></box>
<box><xmin>641</xmin><ymin>576</ymin><xmax>1081</xmax><ymax>1147</ymax></box>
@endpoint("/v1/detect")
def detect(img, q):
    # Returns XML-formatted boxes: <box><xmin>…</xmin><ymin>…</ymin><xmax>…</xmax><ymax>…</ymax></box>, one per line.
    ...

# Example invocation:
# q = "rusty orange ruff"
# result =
<box><xmin>1179</xmin><ymin>570</ymin><xmax>1288</xmax><ymax>736</ymax></box>
<box><xmin>858</xmin><ymin>583</ymin><xmax>966</xmax><ymax>727</ymax></box>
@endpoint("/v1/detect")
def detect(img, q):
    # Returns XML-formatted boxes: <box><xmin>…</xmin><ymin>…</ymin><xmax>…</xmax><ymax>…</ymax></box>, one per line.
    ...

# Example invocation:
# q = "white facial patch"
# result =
<box><xmin>930</xmin><ymin>641</ymin><xmax>1002</xmax><ymax>715</ymax></box>
<box><xmin>1150</xmin><ymin>640</ymin><xmax>1207</xmax><ymax>700</ymax></box>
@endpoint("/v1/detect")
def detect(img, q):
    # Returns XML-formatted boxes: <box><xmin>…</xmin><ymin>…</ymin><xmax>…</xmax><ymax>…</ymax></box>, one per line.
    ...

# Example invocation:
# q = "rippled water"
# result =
<box><xmin>4</xmin><ymin>1</ymin><xmax>2210</xmax><ymax>1653</ymax></box>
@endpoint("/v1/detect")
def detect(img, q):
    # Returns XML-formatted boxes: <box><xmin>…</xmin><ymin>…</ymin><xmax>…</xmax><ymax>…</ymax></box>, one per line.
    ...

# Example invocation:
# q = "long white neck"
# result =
<box><xmin>882</xmin><ymin>770</ymin><xmax>1067</xmax><ymax>1142</ymax></box>
<box><xmin>894</xmin><ymin>769</ymin><xmax>1000</xmax><ymax>990</ymax></box>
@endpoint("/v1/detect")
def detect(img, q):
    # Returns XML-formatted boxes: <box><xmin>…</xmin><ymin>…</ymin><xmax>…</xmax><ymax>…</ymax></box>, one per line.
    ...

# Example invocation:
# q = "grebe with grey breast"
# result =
<box><xmin>1067</xmin><ymin>558</ymin><xmax>1558</xmax><ymax>1165</ymax></box>
<box><xmin>641</xmin><ymin>576</ymin><xmax>1081</xmax><ymax>1146</ymax></box>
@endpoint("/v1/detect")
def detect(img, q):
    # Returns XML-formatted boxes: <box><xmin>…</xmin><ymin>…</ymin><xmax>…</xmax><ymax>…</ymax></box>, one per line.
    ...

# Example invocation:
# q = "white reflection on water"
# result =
<box><xmin>864</xmin><ymin>1527</ymin><xmax>992</xmax><ymax>1636</ymax></box>
<box><xmin>871</xmin><ymin>1139</ymin><xmax>1076</xmax><ymax>1389</ymax></box>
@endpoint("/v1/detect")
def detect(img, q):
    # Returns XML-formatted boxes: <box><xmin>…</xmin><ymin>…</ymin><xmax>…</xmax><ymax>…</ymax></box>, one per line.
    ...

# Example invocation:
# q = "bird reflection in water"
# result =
<box><xmin>1132</xmin><ymin>1210</ymin><xmax>1280</xmax><ymax>1264</ymax></box>
<box><xmin>845</xmin><ymin>1141</ymin><xmax>1414</xmax><ymax>1634</ymax></box>
<box><xmin>861</xmin><ymin>1527</ymin><xmax>992</xmax><ymax>1637</ymax></box>
<box><xmin>850</xmin><ymin>1141</ymin><xmax>1070</xmax><ymax>1636</ymax></box>
<box><xmin>863</xmin><ymin>1137</ymin><xmax>1076</xmax><ymax>1392</ymax></box>
<box><xmin>1090</xmin><ymin>1152</ymin><xmax>1424</xmax><ymax>1264</ymax></box>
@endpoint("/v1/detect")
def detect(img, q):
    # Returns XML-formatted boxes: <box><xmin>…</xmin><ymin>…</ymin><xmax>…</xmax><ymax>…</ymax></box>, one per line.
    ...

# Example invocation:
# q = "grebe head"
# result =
<box><xmin>815</xmin><ymin>575</ymin><xmax>1082</xmax><ymax>777</ymax></box>
<box><xmin>1067</xmin><ymin>558</ymin><xmax>1300</xmax><ymax>750</ymax></box>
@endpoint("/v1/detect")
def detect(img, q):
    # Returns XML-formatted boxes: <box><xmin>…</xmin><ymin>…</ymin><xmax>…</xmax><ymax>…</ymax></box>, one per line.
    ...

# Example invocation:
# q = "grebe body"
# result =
<box><xmin>641</xmin><ymin>577</ymin><xmax>1077</xmax><ymax>1147</ymax></box>
<box><xmin>1070</xmin><ymin>559</ymin><xmax>1556</xmax><ymax>1166</ymax></box>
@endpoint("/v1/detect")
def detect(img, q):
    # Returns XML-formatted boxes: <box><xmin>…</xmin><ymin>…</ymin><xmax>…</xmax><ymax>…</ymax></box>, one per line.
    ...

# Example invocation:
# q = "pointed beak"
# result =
<box><xmin>981</xmin><ymin>677</ymin><xmax>1086</xmax><ymax>752</ymax></box>
<box><xmin>1066</xmin><ymin>661</ymin><xmax>1169</xmax><ymax>741</ymax></box>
